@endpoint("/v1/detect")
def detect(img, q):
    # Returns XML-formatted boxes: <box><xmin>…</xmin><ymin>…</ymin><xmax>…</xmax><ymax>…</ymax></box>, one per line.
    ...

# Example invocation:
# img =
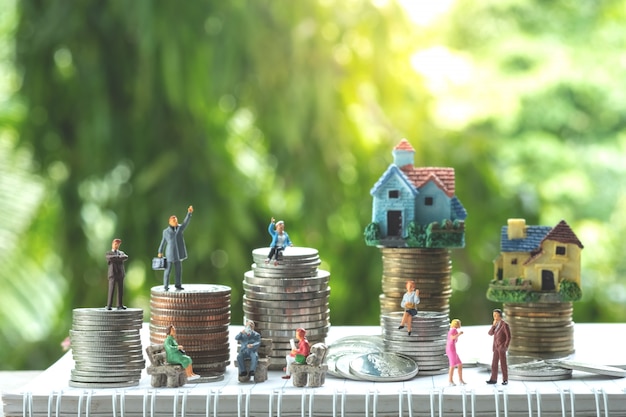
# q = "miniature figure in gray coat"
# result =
<box><xmin>157</xmin><ymin>205</ymin><xmax>193</xmax><ymax>290</ymax></box>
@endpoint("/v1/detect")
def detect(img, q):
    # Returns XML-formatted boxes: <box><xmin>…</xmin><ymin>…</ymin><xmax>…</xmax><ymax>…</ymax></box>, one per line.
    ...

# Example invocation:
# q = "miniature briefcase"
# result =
<box><xmin>152</xmin><ymin>257</ymin><xmax>167</xmax><ymax>270</ymax></box>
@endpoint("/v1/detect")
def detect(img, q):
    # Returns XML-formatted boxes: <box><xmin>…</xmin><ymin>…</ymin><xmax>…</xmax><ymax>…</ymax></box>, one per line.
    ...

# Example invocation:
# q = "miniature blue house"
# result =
<box><xmin>364</xmin><ymin>139</ymin><xmax>467</xmax><ymax>248</ymax></box>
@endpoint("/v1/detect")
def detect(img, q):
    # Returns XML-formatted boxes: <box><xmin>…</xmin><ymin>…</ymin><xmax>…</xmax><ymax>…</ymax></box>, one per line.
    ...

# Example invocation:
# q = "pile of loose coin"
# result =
<box><xmin>150</xmin><ymin>284</ymin><xmax>231</xmax><ymax>379</ymax></box>
<box><xmin>243</xmin><ymin>247</ymin><xmax>330</xmax><ymax>369</ymax></box>
<box><xmin>325</xmin><ymin>335</ymin><xmax>419</xmax><ymax>382</ymax></box>
<box><xmin>69</xmin><ymin>308</ymin><xmax>144</xmax><ymax>388</ymax></box>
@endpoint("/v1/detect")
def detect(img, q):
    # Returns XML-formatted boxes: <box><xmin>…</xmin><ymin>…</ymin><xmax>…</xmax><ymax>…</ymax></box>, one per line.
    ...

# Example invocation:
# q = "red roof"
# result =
<box><xmin>400</xmin><ymin>166</ymin><xmax>456</xmax><ymax>197</ymax></box>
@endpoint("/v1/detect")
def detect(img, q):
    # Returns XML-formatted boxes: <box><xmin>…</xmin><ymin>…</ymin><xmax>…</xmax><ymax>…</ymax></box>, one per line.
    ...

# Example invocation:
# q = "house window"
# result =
<box><xmin>511</xmin><ymin>258</ymin><xmax>517</xmax><ymax>265</ymax></box>
<box><xmin>555</xmin><ymin>246</ymin><xmax>566</xmax><ymax>256</ymax></box>
<box><xmin>389</xmin><ymin>190</ymin><xmax>399</xmax><ymax>199</ymax></box>
<box><xmin>424</xmin><ymin>196</ymin><xmax>433</xmax><ymax>206</ymax></box>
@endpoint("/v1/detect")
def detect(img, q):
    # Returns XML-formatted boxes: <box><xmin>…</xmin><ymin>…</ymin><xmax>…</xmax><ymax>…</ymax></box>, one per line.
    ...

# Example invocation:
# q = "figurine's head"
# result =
<box><xmin>166</xmin><ymin>324</ymin><xmax>176</xmax><ymax>336</ymax></box>
<box><xmin>169</xmin><ymin>215</ymin><xmax>179</xmax><ymax>227</ymax></box>
<box><xmin>276</xmin><ymin>220</ymin><xmax>285</xmax><ymax>233</ymax></box>
<box><xmin>405</xmin><ymin>280</ymin><xmax>416</xmax><ymax>291</ymax></box>
<box><xmin>492</xmin><ymin>309</ymin><xmax>503</xmax><ymax>321</ymax></box>
<box><xmin>245</xmin><ymin>320</ymin><xmax>255</xmax><ymax>333</ymax></box>
<box><xmin>112</xmin><ymin>238</ymin><xmax>122</xmax><ymax>250</ymax></box>
<box><xmin>295</xmin><ymin>328</ymin><xmax>306</xmax><ymax>340</ymax></box>
<box><xmin>450</xmin><ymin>319</ymin><xmax>461</xmax><ymax>328</ymax></box>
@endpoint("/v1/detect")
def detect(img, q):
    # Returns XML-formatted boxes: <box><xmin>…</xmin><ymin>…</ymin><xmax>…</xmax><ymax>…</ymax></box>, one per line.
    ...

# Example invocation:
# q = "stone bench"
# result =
<box><xmin>145</xmin><ymin>344</ymin><xmax>187</xmax><ymax>388</ymax></box>
<box><xmin>235</xmin><ymin>338</ymin><xmax>272</xmax><ymax>383</ymax></box>
<box><xmin>288</xmin><ymin>342</ymin><xmax>328</xmax><ymax>388</ymax></box>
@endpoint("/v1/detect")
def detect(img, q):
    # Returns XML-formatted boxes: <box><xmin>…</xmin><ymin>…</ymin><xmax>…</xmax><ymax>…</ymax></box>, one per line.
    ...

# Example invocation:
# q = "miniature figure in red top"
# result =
<box><xmin>282</xmin><ymin>328</ymin><xmax>310</xmax><ymax>379</ymax></box>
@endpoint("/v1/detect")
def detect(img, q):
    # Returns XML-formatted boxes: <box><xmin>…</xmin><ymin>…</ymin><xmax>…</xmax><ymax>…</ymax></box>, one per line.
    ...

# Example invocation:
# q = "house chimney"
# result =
<box><xmin>507</xmin><ymin>218</ymin><xmax>527</xmax><ymax>240</ymax></box>
<box><xmin>392</xmin><ymin>139</ymin><xmax>415</xmax><ymax>167</ymax></box>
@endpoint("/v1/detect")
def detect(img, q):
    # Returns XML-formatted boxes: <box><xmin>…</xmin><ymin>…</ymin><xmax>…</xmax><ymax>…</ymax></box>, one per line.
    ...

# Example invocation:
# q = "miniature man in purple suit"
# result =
<box><xmin>486</xmin><ymin>308</ymin><xmax>511</xmax><ymax>385</ymax></box>
<box><xmin>105</xmin><ymin>238</ymin><xmax>128</xmax><ymax>310</ymax></box>
<box><xmin>157</xmin><ymin>205</ymin><xmax>193</xmax><ymax>291</ymax></box>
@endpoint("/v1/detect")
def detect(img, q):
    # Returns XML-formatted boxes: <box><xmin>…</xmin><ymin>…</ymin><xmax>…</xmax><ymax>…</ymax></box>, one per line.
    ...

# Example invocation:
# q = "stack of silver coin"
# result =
<box><xmin>379</xmin><ymin>248</ymin><xmax>452</xmax><ymax>315</ymax></box>
<box><xmin>504</xmin><ymin>302</ymin><xmax>574</xmax><ymax>359</ymax></box>
<box><xmin>150</xmin><ymin>284</ymin><xmax>231</xmax><ymax>377</ymax></box>
<box><xmin>243</xmin><ymin>247</ymin><xmax>330</xmax><ymax>369</ymax></box>
<box><xmin>381</xmin><ymin>311</ymin><xmax>449</xmax><ymax>375</ymax></box>
<box><xmin>69</xmin><ymin>307</ymin><xmax>144</xmax><ymax>388</ymax></box>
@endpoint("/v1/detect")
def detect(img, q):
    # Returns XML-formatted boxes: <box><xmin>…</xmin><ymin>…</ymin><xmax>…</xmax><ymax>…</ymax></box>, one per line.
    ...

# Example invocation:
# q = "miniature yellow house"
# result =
<box><xmin>493</xmin><ymin>219</ymin><xmax>583</xmax><ymax>294</ymax></box>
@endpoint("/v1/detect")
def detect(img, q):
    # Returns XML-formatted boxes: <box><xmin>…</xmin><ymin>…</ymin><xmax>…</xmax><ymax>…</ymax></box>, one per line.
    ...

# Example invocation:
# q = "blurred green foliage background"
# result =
<box><xmin>1</xmin><ymin>0</ymin><xmax>625</xmax><ymax>370</ymax></box>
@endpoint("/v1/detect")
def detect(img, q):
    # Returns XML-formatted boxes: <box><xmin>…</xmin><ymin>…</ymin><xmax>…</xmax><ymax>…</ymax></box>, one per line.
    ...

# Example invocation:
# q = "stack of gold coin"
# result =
<box><xmin>69</xmin><ymin>307</ymin><xmax>144</xmax><ymax>388</ymax></box>
<box><xmin>150</xmin><ymin>284</ymin><xmax>231</xmax><ymax>378</ymax></box>
<box><xmin>504</xmin><ymin>302</ymin><xmax>574</xmax><ymax>359</ymax></box>
<box><xmin>243</xmin><ymin>247</ymin><xmax>330</xmax><ymax>369</ymax></box>
<box><xmin>380</xmin><ymin>248</ymin><xmax>452</xmax><ymax>315</ymax></box>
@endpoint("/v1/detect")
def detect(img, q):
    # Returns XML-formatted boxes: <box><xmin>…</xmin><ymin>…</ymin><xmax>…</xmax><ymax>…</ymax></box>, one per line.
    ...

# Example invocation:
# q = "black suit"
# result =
<box><xmin>106</xmin><ymin>250</ymin><xmax>128</xmax><ymax>308</ymax></box>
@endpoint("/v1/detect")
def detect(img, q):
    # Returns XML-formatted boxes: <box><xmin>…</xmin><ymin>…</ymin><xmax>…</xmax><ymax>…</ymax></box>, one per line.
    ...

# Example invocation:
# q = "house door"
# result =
<box><xmin>541</xmin><ymin>270</ymin><xmax>555</xmax><ymax>291</ymax></box>
<box><xmin>387</xmin><ymin>211</ymin><xmax>402</xmax><ymax>237</ymax></box>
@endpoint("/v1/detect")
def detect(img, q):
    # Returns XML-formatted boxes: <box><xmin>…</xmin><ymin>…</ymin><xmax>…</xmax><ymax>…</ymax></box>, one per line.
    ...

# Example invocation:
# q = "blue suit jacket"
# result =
<box><xmin>158</xmin><ymin>212</ymin><xmax>191</xmax><ymax>262</ymax></box>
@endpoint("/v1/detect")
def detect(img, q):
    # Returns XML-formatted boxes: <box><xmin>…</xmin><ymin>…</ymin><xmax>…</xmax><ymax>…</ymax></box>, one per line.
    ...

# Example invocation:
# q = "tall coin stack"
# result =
<box><xmin>69</xmin><ymin>308</ymin><xmax>144</xmax><ymax>388</ymax></box>
<box><xmin>150</xmin><ymin>284</ymin><xmax>231</xmax><ymax>378</ymax></box>
<box><xmin>378</xmin><ymin>248</ymin><xmax>453</xmax><ymax>375</ymax></box>
<box><xmin>504</xmin><ymin>302</ymin><xmax>574</xmax><ymax>359</ymax></box>
<box><xmin>380</xmin><ymin>248</ymin><xmax>452</xmax><ymax>315</ymax></box>
<box><xmin>243</xmin><ymin>247</ymin><xmax>330</xmax><ymax>370</ymax></box>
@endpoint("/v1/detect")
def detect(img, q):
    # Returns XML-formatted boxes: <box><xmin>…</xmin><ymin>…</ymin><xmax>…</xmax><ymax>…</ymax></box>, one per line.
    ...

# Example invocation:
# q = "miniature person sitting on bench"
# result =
<box><xmin>282</xmin><ymin>327</ymin><xmax>310</xmax><ymax>379</ymax></box>
<box><xmin>235</xmin><ymin>320</ymin><xmax>261</xmax><ymax>379</ymax></box>
<box><xmin>164</xmin><ymin>324</ymin><xmax>200</xmax><ymax>380</ymax></box>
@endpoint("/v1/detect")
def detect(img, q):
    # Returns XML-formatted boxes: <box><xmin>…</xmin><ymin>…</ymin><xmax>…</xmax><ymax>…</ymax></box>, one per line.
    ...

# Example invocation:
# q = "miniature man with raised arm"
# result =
<box><xmin>235</xmin><ymin>320</ymin><xmax>262</xmax><ymax>379</ymax></box>
<box><xmin>398</xmin><ymin>280</ymin><xmax>420</xmax><ymax>336</ymax></box>
<box><xmin>105</xmin><ymin>238</ymin><xmax>128</xmax><ymax>310</ymax></box>
<box><xmin>282</xmin><ymin>328</ymin><xmax>310</xmax><ymax>379</ymax></box>
<box><xmin>157</xmin><ymin>205</ymin><xmax>193</xmax><ymax>291</ymax></box>
<box><xmin>486</xmin><ymin>308</ymin><xmax>511</xmax><ymax>385</ymax></box>
<box><xmin>265</xmin><ymin>217</ymin><xmax>292</xmax><ymax>266</ymax></box>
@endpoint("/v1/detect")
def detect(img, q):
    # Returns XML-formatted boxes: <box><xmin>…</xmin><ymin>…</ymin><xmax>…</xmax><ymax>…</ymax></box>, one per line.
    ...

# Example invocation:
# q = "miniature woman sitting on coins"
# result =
<box><xmin>164</xmin><ymin>325</ymin><xmax>200</xmax><ymax>381</ymax></box>
<box><xmin>398</xmin><ymin>280</ymin><xmax>420</xmax><ymax>336</ymax></box>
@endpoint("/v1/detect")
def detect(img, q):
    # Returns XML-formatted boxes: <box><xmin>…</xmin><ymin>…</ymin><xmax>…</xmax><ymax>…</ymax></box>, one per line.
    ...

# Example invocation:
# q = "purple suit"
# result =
<box><xmin>488</xmin><ymin>320</ymin><xmax>511</xmax><ymax>381</ymax></box>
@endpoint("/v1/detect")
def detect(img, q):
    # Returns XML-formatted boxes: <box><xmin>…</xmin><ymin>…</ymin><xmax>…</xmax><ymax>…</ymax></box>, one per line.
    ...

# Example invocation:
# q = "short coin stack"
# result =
<box><xmin>381</xmin><ymin>311</ymin><xmax>449</xmax><ymax>375</ymax></box>
<box><xmin>504</xmin><ymin>302</ymin><xmax>574</xmax><ymax>359</ymax></box>
<box><xmin>150</xmin><ymin>284</ymin><xmax>231</xmax><ymax>378</ymax></box>
<box><xmin>69</xmin><ymin>307</ymin><xmax>144</xmax><ymax>388</ymax></box>
<box><xmin>243</xmin><ymin>247</ymin><xmax>330</xmax><ymax>369</ymax></box>
<box><xmin>379</xmin><ymin>248</ymin><xmax>452</xmax><ymax>315</ymax></box>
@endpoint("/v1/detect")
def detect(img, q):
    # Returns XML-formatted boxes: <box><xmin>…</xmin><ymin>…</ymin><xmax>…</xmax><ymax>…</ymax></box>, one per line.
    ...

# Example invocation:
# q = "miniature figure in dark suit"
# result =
<box><xmin>164</xmin><ymin>325</ymin><xmax>200</xmax><ymax>380</ymax></box>
<box><xmin>265</xmin><ymin>217</ymin><xmax>292</xmax><ymax>266</ymax></box>
<box><xmin>105</xmin><ymin>238</ymin><xmax>128</xmax><ymax>310</ymax></box>
<box><xmin>487</xmin><ymin>308</ymin><xmax>511</xmax><ymax>385</ymax></box>
<box><xmin>235</xmin><ymin>320</ymin><xmax>262</xmax><ymax>378</ymax></box>
<box><xmin>157</xmin><ymin>205</ymin><xmax>193</xmax><ymax>290</ymax></box>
